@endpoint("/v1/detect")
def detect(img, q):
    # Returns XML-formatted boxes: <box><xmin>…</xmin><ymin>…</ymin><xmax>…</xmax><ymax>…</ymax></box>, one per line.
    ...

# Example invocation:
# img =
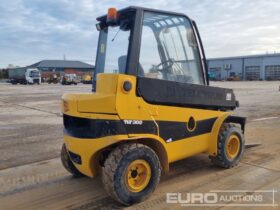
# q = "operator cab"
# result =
<box><xmin>94</xmin><ymin>7</ymin><xmax>207</xmax><ymax>87</ymax></box>
<box><xmin>94</xmin><ymin>7</ymin><xmax>237</xmax><ymax>110</ymax></box>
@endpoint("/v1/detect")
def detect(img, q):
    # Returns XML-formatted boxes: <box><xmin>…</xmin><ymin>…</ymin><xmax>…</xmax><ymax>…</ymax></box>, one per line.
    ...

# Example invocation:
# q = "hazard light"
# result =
<box><xmin>107</xmin><ymin>8</ymin><xmax>118</xmax><ymax>25</ymax></box>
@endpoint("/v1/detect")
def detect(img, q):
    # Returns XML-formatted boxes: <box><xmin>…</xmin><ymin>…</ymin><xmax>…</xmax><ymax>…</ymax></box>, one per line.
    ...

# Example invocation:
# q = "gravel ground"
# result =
<box><xmin>0</xmin><ymin>81</ymin><xmax>279</xmax><ymax>210</ymax></box>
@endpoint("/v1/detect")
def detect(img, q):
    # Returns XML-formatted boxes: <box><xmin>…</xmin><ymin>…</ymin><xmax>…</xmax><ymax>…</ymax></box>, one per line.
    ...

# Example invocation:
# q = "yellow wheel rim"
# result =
<box><xmin>125</xmin><ymin>159</ymin><xmax>151</xmax><ymax>192</ymax></box>
<box><xmin>226</xmin><ymin>134</ymin><xmax>240</xmax><ymax>159</ymax></box>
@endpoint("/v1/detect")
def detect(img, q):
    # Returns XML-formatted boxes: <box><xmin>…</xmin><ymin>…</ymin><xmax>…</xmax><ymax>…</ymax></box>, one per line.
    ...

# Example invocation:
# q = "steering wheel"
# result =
<box><xmin>156</xmin><ymin>59</ymin><xmax>174</xmax><ymax>71</ymax></box>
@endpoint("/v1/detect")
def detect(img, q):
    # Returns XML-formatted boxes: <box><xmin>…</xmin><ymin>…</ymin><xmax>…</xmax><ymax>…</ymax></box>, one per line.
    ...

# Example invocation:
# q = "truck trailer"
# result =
<box><xmin>9</xmin><ymin>68</ymin><xmax>41</xmax><ymax>85</ymax></box>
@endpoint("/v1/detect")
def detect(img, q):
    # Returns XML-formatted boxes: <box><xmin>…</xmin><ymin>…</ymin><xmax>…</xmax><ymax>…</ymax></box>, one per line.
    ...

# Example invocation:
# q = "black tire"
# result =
<box><xmin>61</xmin><ymin>144</ymin><xmax>84</xmax><ymax>177</ymax></box>
<box><xmin>102</xmin><ymin>143</ymin><xmax>161</xmax><ymax>206</ymax></box>
<box><xmin>210</xmin><ymin>123</ymin><xmax>245</xmax><ymax>168</ymax></box>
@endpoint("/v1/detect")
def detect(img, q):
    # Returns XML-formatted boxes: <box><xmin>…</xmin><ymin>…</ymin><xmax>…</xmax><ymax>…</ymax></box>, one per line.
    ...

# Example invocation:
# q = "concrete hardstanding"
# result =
<box><xmin>0</xmin><ymin>82</ymin><xmax>279</xmax><ymax>209</ymax></box>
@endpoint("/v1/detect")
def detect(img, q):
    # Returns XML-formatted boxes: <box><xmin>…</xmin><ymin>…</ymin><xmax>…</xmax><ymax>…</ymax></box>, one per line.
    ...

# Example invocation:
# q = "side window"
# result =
<box><xmin>138</xmin><ymin>12</ymin><xmax>204</xmax><ymax>85</ymax></box>
<box><xmin>104</xmin><ymin>26</ymin><xmax>131</xmax><ymax>74</ymax></box>
<box><xmin>138</xmin><ymin>26</ymin><xmax>162</xmax><ymax>79</ymax></box>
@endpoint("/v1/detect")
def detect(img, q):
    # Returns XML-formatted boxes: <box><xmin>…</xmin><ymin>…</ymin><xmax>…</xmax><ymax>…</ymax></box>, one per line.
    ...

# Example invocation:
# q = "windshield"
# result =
<box><xmin>30</xmin><ymin>70</ymin><xmax>40</xmax><ymax>77</ymax></box>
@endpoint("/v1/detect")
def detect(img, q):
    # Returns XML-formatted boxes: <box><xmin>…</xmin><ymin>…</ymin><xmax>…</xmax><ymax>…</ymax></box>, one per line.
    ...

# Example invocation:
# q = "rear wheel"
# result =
<box><xmin>60</xmin><ymin>144</ymin><xmax>83</xmax><ymax>177</ymax></box>
<box><xmin>210</xmin><ymin>123</ymin><xmax>245</xmax><ymax>168</ymax></box>
<box><xmin>102</xmin><ymin>143</ymin><xmax>161</xmax><ymax>206</ymax></box>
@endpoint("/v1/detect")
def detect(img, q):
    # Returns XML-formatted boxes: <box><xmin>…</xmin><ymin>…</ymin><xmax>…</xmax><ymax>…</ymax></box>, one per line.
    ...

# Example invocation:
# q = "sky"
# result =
<box><xmin>0</xmin><ymin>0</ymin><xmax>280</xmax><ymax>68</ymax></box>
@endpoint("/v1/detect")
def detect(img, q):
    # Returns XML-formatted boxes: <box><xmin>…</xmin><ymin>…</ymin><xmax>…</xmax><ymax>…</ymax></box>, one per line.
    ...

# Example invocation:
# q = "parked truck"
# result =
<box><xmin>9</xmin><ymin>68</ymin><xmax>41</xmax><ymax>84</ymax></box>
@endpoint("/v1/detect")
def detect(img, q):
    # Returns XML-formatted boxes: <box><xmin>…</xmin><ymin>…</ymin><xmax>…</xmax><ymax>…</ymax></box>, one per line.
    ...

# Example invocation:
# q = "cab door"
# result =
<box><xmin>136</xmin><ymin>11</ymin><xmax>236</xmax><ymax>111</ymax></box>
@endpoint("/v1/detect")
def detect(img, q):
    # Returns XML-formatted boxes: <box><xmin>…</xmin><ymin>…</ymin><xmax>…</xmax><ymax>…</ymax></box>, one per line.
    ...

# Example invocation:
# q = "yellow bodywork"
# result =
<box><xmin>62</xmin><ymin>73</ymin><xmax>231</xmax><ymax>177</ymax></box>
<box><xmin>82</xmin><ymin>74</ymin><xmax>92</xmax><ymax>83</ymax></box>
<box><xmin>83</xmin><ymin>74</ymin><xmax>92</xmax><ymax>81</ymax></box>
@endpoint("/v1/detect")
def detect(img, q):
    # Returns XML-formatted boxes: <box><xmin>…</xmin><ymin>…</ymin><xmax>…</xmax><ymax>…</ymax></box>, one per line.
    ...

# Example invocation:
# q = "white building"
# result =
<box><xmin>207</xmin><ymin>53</ymin><xmax>280</xmax><ymax>80</ymax></box>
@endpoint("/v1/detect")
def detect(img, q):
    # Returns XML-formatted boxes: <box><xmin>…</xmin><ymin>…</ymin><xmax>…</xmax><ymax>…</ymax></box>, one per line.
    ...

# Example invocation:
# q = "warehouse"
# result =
<box><xmin>29</xmin><ymin>60</ymin><xmax>94</xmax><ymax>73</ymax></box>
<box><xmin>207</xmin><ymin>53</ymin><xmax>280</xmax><ymax>81</ymax></box>
<box><xmin>28</xmin><ymin>60</ymin><xmax>94</xmax><ymax>82</ymax></box>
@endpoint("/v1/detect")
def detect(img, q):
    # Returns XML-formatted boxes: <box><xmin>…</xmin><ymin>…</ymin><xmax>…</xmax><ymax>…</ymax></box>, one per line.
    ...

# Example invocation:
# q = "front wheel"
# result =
<box><xmin>102</xmin><ymin>143</ymin><xmax>161</xmax><ymax>206</ymax></box>
<box><xmin>210</xmin><ymin>123</ymin><xmax>245</xmax><ymax>168</ymax></box>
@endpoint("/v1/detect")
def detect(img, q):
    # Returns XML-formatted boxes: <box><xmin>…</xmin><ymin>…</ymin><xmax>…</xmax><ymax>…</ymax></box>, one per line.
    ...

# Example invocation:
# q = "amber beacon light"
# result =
<box><xmin>107</xmin><ymin>8</ymin><xmax>118</xmax><ymax>24</ymax></box>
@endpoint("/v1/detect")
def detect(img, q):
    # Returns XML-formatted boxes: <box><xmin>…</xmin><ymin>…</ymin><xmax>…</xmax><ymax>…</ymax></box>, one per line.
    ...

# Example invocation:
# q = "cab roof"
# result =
<box><xmin>96</xmin><ymin>6</ymin><xmax>190</xmax><ymax>22</ymax></box>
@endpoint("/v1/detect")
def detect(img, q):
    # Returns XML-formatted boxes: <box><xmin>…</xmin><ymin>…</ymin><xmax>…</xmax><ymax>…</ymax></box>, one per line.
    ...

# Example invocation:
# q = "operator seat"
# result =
<box><xmin>118</xmin><ymin>55</ymin><xmax>145</xmax><ymax>76</ymax></box>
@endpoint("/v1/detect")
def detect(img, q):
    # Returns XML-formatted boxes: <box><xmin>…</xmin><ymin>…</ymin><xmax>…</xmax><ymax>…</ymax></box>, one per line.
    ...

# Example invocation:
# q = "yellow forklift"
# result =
<box><xmin>61</xmin><ymin>7</ymin><xmax>246</xmax><ymax>205</ymax></box>
<box><xmin>81</xmin><ymin>74</ymin><xmax>92</xmax><ymax>84</ymax></box>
